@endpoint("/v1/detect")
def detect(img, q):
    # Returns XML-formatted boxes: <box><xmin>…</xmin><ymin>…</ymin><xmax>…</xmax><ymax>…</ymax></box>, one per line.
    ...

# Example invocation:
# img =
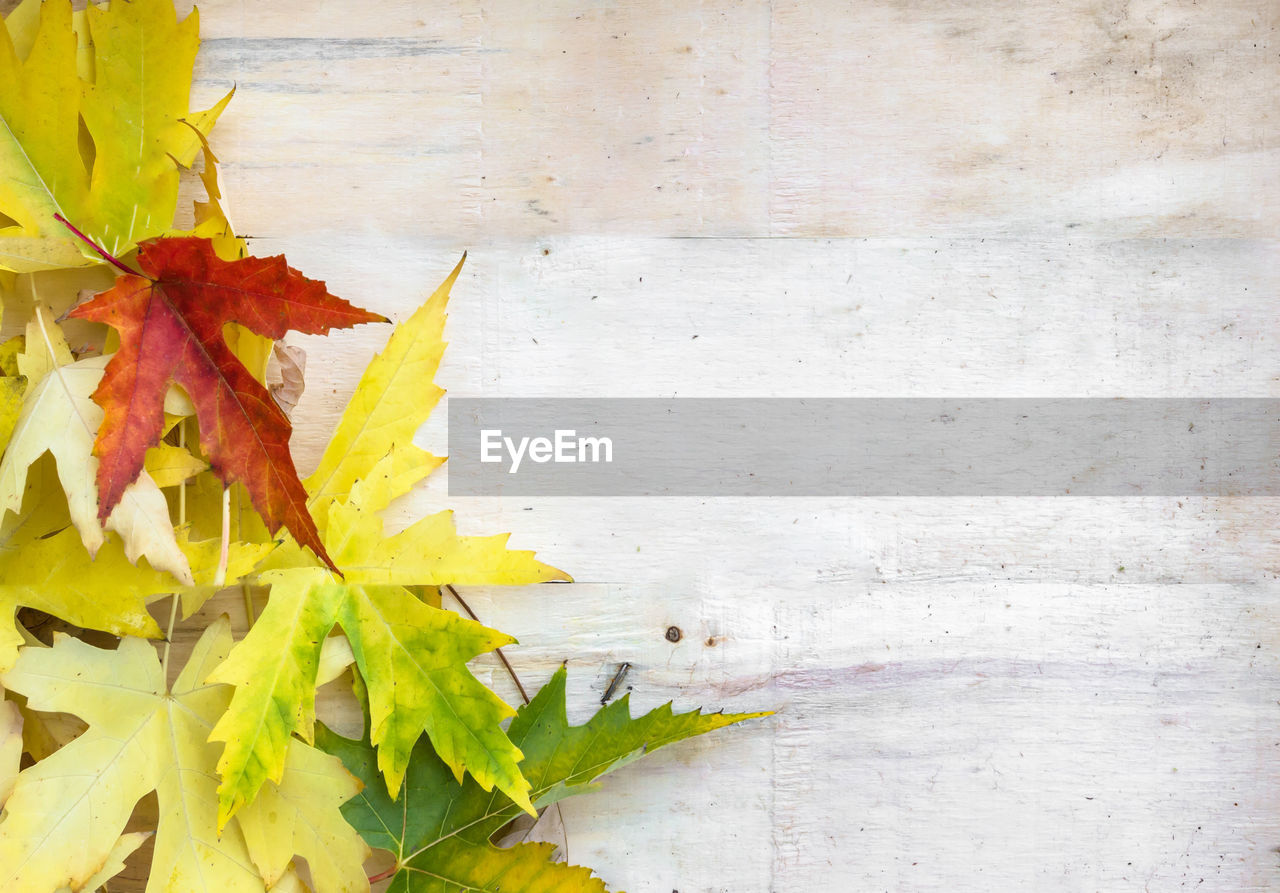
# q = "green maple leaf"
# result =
<box><xmin>207</xmin><ymin>258</ymin><xmax>568</xmax><ymax>827</ymax></box>
<box><xmin>317</xmin><ymin>666</ymin><xmax>770</xmax><ymax>893</ymax></box>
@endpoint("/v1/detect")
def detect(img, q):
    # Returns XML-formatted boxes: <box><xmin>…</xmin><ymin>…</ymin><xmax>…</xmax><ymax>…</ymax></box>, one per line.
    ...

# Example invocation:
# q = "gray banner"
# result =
<box><xmin>446</xmin><ymin>398</ymin><xmax>1280</xmax><ymax>496</ymax></box>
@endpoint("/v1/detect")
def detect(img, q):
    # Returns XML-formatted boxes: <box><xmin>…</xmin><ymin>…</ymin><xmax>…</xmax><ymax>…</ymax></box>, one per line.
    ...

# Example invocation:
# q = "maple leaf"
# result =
<box><xmin>58</xmin><ymin>832</ymin><xmax>151</xmax><ymax>893</ymax></box>
<box><xmin>0</xmin><ymin>321</ymin><xmax>191</xmax><ymax>582</ymax></box>
<box><xmin>0</xmin><ymin>689</ymin><xmax>19</xmax><ymax>806</ymax></box>
<box><xmin>317</xmin><ymin>666</ymin><xmax>769</xmax><ymax>892</ymax></box>
<box><xmin>302</xmin><ymin>255</ymin><xmax>455</xmax><ymax>512</ymax></box>
<box><xmin>0</xmin><ymin>0</ymin><xmax>232</xmax><ymax>273</ymax></box>
<box><xmin>144</xmin><ymin>440</ymin><xmax>209</xmax><ymax>488</ymax></box>
<box><xmin>181</xmin><ymin>127</ymin><xmax>247</xmax><ymax>262</ymax></box>
<box><xmin>0</xmin><ymin>294</ymin><xmax>21</xmax><ymax>453</ymax></box>
<box><xmin>68</xmin><ymin>236</ymin><xmax>387</xmax><ymax>572</ymax></box>
<box><xmin>0</xmin><ymin>454</ymin><xmax>271</xmax><ymax>673</ymax></box>
<box><xmin>0</xmin><ymin>618</ymin><xmax>369</xmax><ymax>893</ymax></box>
<box><xmin>207</xmin><ymin>260</ymin><xmax>567</xmax><ymax>827</ymax></box>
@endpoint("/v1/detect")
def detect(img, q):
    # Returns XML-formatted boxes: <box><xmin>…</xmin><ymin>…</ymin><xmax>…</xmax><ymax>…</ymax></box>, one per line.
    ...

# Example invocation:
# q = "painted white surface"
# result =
<box><xmin>100</xmin><ymin>0</ymin><xmax>1280</xmax><ymax>889</ymax></box>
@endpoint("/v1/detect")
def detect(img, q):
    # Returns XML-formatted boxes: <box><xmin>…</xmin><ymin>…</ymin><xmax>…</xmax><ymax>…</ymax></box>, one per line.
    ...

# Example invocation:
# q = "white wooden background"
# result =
<box><xmin>30</xmin><ymin>0</ymin><xmax>1280</xmax><ymax>890</ymax></box>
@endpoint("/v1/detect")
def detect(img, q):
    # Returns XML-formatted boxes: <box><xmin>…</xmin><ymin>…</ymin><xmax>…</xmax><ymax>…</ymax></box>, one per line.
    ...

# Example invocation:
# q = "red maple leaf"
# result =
<box><xmin>69</xmin><ymin>236</ymin><xmax>387</xmax><ymax>572</ymax></box>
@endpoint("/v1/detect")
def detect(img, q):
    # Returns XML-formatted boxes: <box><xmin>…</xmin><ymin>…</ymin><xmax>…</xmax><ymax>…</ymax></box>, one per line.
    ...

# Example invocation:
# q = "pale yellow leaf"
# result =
<box><xmin>316</xmin><ymin>634</ymin><xmax>355</xmax><ymax>687</ymax></box>
<box><xmin>0</xmin><ymin>377</ymin><xmax>22</xmax><ymax>455</ymax></box>
<box><xmin>0</xmin><ymin>352</ymin><xmax>192</xmax><ymax>583</ymax></box>
<box><xmin>60</xmin><ymin>831</ymin><xmax>151</xmax><ymax>893</ymax></box>
<box><xmin>0</xmin><ymin>620</ymin><xmax>366</xmax><ymax>893</ymax></box>
<box><xmin>0</xmin><ymin>693</ymin><xmax>20</xmax><ymax>806</ymax></box>
<box><xmin>267</xmin><ymin>866</ymin><xmax>312</xmax><ymax>893</ymax></box>
<box><xmin>237</xmin><ymin>742</ymin><xmax>370</xmax><ymax>892</ymax></box>
<box><xmin>16</xmin><ymin>307</ymin><xmax>74</xmax><ymax>394</ymax></box>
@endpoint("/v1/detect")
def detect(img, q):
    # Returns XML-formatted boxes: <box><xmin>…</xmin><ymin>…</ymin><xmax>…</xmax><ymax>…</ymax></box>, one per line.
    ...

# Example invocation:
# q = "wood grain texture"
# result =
<box><xmin>5</xmin><ymin>0</ymin><xmax>1279</xmax><ymax>890</ymax></box>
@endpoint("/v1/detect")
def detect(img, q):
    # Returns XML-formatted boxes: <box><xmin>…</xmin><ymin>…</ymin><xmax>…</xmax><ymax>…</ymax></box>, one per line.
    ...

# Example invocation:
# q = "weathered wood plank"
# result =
<box><xmin>2</xmin><ymin>0</ymin><xmax>1276</xmax><ymax>890</ymax></box>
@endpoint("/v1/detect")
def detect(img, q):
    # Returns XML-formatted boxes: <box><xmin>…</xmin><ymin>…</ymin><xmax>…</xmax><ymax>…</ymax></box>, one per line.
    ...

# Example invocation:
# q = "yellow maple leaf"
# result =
<box><xmin>0</xmin><ymin>687</ymin><xmax>19</xmax><ymax>806</ymax></box>
<box><xmin>208</xmin><ymin>259</ymin><xmax>569</xmax><ymax>827</ymax></box>
<box><xmin>144</xmin><ymin>440</ymin><xmax>210</xmax><ymax>488</ymax></box>
<box><xmin>0</xmin><ymin>618</ymin><xmax>368</xmax><ymax>892</ymax></box>
<box><xmin>0</xmin><ymin>454</ymin><xmax>271</xmax><ymax>673</ymax></box>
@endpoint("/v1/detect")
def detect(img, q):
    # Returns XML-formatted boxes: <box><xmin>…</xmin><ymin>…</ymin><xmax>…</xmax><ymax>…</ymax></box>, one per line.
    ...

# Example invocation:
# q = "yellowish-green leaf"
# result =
<box><xmin>340</xmin><ymin>583</ymin><xmax>531</xmax><ymax>809</ymax></box>
<box><xmin>0</xmin><ymin>0</ymin><xmax>84</xmax><ymax>271</ymax></box>
<box><xmin>0</xmin><ymin>619</ymin><xmax>367</xmax><ymax>893</ymax></box>
<box><xmin>333</xmin><ymin>495</ymin><xmax>565</xmax><ymax>587</ymax></box>
<box><xmin>208</xmin><ymin>573</ymin><xmax>533</xmax><ymax>826</ymax></box>
<box><xmin>206</xmin><ymin>569</ymin><xmax>345</xmax><ymax>822</ymax></box>
<box><xmin>0</xmin><ymin>520</ymin><xmax>160</xmax><ymax>673</ymax></box>
<box><xmin>0</xmin><ymin>0</ymin><xmax>231</xmax><ymax>272</ymax></box>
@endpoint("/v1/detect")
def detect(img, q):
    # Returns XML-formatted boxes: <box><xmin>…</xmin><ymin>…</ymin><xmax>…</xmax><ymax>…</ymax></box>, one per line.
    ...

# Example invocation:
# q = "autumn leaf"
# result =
<box><xmin>0</xmin><ymin>378</ymin><xmax>21</xmax><ymax>456</ymax></box>
<box><xmin>182</xmin><ymin>127</ymin><xmax>247</xmax><ymax>262</ymax></box>
<box><xmin>144</xmin><ymin>440</ymin><xmax>209</xmax><ymax>488</ymax></box>
<box><xmin>0</xmin><ymin>454</ymin><xmax>270</xmax><ymax>673</ymax></box>
<box><xmin>0</xmin><ymin>320</ymin><xmax>192</xmax><ymax>582</ymax></box>
<box><xmin>0</xmin><ymin>618</ymin><xmax>369</xmax><ymax>893</ymax></box>
<box><xmin>59</xmin><ymin>832</ymin><xmax>152</xmax><ymax>893</ymax></box>
<box><xmin>207</xmin><ymin>261</ymin><xmax>566</xmax><ymax>827</ymax></box>
<box><xmin>303</xmin><ymin>255</ymin><xmax>457</xmax><ymax>513</ymax></box>
<box><xmin>318</xmin><ymin>666</ymin><xmax>769</xmax><ymax>892</ymax></box>
<box><xmin>0</xmin><ymin>689</ymin><xmax>19</xmax><ymax>806</ymax></box>
<box><xmin>68</xmin><ymin>236</ymin><xmax>387</xmax><ymax>572</ymax></box>
<box><xmin>0</xmin><ymin>0</ymin><xmax>232</xmax><ymax>272</ymax></box>
<box><xmin>0</xmin><ymin>294</ymin><xmax>21</xmax><ymax>453</ymax></box>
<box><xmin>267</xmin><ymin>342</ymin><xmax>307</xmax><ymax>418</ymax></box>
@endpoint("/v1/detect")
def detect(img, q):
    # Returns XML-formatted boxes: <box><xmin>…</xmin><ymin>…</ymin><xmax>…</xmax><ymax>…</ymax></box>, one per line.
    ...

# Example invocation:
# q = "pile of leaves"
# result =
<box><xmin>0</xmin><ymin>1</ymin><xmax>766</xmax><ymax>891</ymax></box>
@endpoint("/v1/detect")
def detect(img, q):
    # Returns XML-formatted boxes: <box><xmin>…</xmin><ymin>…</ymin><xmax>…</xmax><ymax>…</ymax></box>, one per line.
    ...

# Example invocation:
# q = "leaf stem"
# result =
<box><xmin>242</xmin><ymin>584</ymin><xmax>256</xmax><ymax>627</ymax></box>
<box><xmin>214</xmin><ymin>486</ymin><xmax>230</xmax><ymax>588</ymax></box>
<box><xmin>52</xmin><ymin>213</ymin><xmax>147</xmax><ymax>278</ymax></box>
<box><xmin>177</xmin><ymin>421</ymin><xmax>187</xmax><ymax>527</ymax></box>
<box><xmin>367</xmin><ymin>865</ymin><xmax>397</xmax><ymax>885</ymax></box>
<box><xmin>161</xmin><ymin>593</ymin><xmax>181</xmax><ymax>683</ymax></box>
